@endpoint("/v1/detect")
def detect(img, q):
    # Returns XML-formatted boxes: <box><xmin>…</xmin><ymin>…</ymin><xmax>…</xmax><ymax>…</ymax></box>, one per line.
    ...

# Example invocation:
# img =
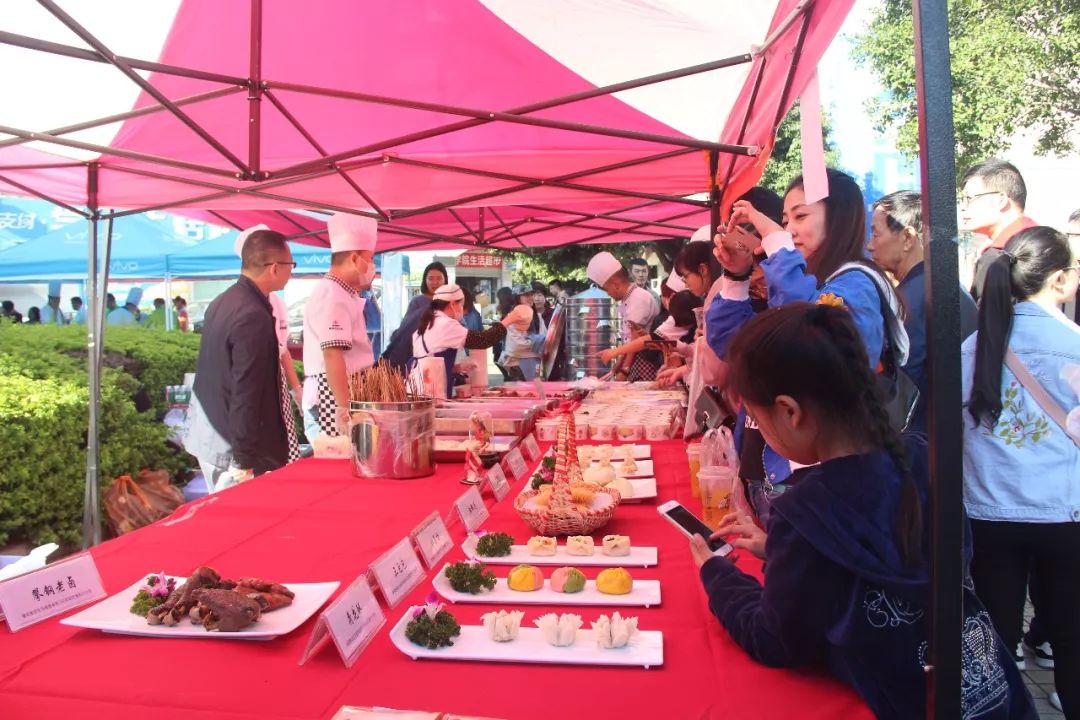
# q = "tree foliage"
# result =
<box><xmin>758</xmin><ymin>102</ymin><xmax>842</xmax><ymax>197</ymax></box>
<box><xmin>851</xmin><ymin>0</ymin><xmax>1080</xmax><ymax>175</ymax></box>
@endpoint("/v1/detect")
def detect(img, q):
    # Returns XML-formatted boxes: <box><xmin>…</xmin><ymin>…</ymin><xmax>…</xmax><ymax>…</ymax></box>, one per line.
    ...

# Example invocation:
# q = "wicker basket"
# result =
<box><xmin>514</xmin><ymin>415</ymin><xmax>620</xmax><ymax>536</ymax></box>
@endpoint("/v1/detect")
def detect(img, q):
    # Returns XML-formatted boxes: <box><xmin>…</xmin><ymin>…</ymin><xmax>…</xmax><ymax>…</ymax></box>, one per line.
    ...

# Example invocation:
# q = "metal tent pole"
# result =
<box><xmin>165</xmin><ymin>271</ymin><xmax>174</xmax><ymax>331</ymax></box>
<box><xmin>912</xmin><ymin>0</ymin><xmax>963</xmax><ymax>716</ymax></box>
<box><xmin>82</xmin><ymin>163</ymin><xmax>102</xmax><ymax>549</ymax></box>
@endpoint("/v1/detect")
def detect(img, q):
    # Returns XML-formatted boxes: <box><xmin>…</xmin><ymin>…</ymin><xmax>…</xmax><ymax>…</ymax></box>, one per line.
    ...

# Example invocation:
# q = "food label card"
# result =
<box><xmin>300</xmin><ymin>573</ymin><xmax>385</xmax><ymax>668</ymax></box>
<box><xmin>369</xmin><ymin>537</ymin><xmax>425</xmax><ymax>609</ymax></box>
<box><xmin>0</xmin><ymin>553</ymin><xmax>105</xmax><ymax>632</ymax></box>
<box><xmin>522</xmin><ymin>433</ymin><xmax>541</xmax><ymax>462</ymax></box>
<box><xmin>484</xmin><ymin>464</ymin><xmax>510</xmax><ymax>502</ymax></box>
<box><xmin>410</xmin><ymin>511</ymin><xmax>452</xmax><ymax>569</ymax></box>
<box><xmin>503</xmin><ymin>447</ymin><xmax>528</xmax><ymax>481</ymax></box>
<box><xmin>453</xmin><ymin>486</ymin><xmax>489</xmax><ymax>532</ymax></box>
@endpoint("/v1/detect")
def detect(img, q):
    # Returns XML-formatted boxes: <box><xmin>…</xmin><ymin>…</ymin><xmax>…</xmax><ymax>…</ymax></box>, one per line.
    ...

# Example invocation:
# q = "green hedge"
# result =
<box><xmin>0</xmin><ymin>324</ymin><xmax>200</xmax><ymax>547</ymax></box>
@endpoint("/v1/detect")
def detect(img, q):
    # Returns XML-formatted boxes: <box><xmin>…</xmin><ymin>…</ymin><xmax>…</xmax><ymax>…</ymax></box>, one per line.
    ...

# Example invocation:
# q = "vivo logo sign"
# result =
<box><xmin>110</xmin><ymin>261</ymin><xmax>140</xmax><ymax>273</ymax></box>
<box><xmin>300</xmin><ymin>256</ymin><xmax>330</xmax><ymax>266</ymax></box>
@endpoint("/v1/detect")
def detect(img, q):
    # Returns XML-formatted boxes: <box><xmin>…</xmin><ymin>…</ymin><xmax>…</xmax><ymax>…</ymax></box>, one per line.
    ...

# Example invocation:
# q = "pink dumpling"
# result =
<box><xmin>549</xmin><ymin>566</ymin><xmax>586</xmax><ymax>593</ymax></box>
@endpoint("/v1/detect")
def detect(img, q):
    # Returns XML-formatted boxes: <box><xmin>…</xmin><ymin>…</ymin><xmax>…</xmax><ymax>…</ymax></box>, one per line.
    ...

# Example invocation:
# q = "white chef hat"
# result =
<box><xmin>433</xmin><ymin>283</ymin><xmax>464</xmax><ymax>303</ymax></box>
<box><xmin>125</xmin><ymin>286</ymin><xmax>143</xmax><ymax>305</ymax></box>
<box><xmin>664</xmin><ymin>273</ymin><xmax>686</xmax><ymax>292</ymax></box>
<box><xmin>328</xmin><ymin>213</ymin><xmax>377</xmax><ymax>253</ymax></box>
<box><xmin>690</xmin><ymin>224</ymin><xmax>712</xmax><ymax>243</ymax></box>
<box><xmin>586</xmin><ymin>251</ymin><xmax>623</xmax><ymax>285</ymax></box>
<box><xmin>234</xmin><ymin>224</ymin><xmax>270</xmax><ymax>257</ymax></box>
<box><xmin>47</xmin><ymin>280</ymin><xmax>62</xmax><ymax>297</ymax></box>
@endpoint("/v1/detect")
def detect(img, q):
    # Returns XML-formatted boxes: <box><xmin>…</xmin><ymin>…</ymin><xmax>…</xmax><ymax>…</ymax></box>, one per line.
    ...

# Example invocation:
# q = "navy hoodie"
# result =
<box><xmin>699</xmin><ymin>439</ymin><xmax>1034</xmax><ymax>720</ymax></box>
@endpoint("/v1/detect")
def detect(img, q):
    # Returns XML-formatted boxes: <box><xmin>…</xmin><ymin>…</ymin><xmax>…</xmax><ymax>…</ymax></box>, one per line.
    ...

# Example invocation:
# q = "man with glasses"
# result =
<box><xmin>186</xmin><ymin>227</ymin><xmax>295</xmax><ymax>490</ymax></box>
<box><xmin>960</xmin><ymin>159</ymin><xmax>1037</xmax><ymax>301</ymax></box>
<box><xmin>302</xmin><ymin>213</ymin><xmax>379</xmax><ymax>438</ymax></box>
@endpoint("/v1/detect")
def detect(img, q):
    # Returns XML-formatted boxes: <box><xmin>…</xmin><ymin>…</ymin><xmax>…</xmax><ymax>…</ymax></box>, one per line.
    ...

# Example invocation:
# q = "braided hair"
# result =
<box><xmin>726</xmin><ymin>302</ymin><xmax>923</xmax><ymax>566</ymax></box>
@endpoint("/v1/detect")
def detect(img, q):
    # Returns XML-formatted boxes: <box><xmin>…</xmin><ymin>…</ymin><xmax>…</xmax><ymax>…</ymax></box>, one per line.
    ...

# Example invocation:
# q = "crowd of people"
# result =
<box><xmin>1</xmin><ymin>282</ymin><xmax>191</xmax><ymax>331</ymax></box>
<box><xmin>580</xmin><ymin>159</ymin><xmax>1075</xmax><ymax>719</ymax></box>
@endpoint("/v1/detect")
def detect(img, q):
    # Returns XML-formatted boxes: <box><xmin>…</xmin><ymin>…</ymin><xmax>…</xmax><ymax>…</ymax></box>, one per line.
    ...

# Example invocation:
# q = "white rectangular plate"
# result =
<box><xmin>60</xmin><ymin>574</ymin><xmax>340</xmax><ymax>640</ymax></box>
<box><xmin>390</xmin><ymin>610</ymin><xmax>663</xmax><ymax>668</ymax></box>
<box><xmin>550</xmin><ymin>444</ymin><xmax>651</xmax><ymax>460</ymax></box>
<box><xmin>463</xmin><ymin>535</ymin><xmax>656</xmax><ymax>567</ymax></box>
<box><xmin>589</xmin><ymin>458</ymin><xmax>653</xmax><ymax>478</ymax></box>
<box><xmin>619</xmin><ymin>477</ymin><xmax>657</xmax><ymax>503</ymax></box>
<box><xmin>433</xmin><ymin>564</ymin><xmax>659</xmax><ymax>607</ymax></box>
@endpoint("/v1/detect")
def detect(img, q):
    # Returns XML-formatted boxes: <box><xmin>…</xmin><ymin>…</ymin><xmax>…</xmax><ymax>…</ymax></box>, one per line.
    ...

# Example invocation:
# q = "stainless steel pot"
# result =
<box><xmin>349</xmin><ymin>396</ymin><xmax>435</xmax><ymax>479</ymax></box>
<box><xmin>564</xmin><ymin>286</ymin><xmax>619</xmax><ymax>378</ymax></box>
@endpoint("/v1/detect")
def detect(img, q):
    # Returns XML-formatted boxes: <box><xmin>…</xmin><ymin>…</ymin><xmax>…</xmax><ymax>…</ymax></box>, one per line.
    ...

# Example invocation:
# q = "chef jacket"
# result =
<box><xmin>269</xmin><ymin>292</ymin><xmax>289</xmax><ymax>355</ymax></box>
<box><xmin>107</xmin><ymin>307</ymin><xmax>139</xmax><ymax>326</ymax></box>
<box><xmin>411</xmin><ymin>311</ymin><xmax>468</xmax><ymax>357</ymax></box>
<box><xmin>40</xmin><ymin>304</ymin><xmax>65</xmax><ymax>325</ymax></box>
<box><xmin>301</xmin><ymin>273</ymin><xmax>372</xmax><ymax>409</ymax></box>
<box><xmin>618</xmin><ymin>285</ymin><xmax>659</xmax><ymax>341</ymax></box>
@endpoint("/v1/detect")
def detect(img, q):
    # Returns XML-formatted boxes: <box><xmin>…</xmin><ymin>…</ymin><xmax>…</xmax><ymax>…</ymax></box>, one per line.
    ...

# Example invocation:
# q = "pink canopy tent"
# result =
<box><xmin>0</xmin><ymin>0</ymin><xmax>851</xmax><ymax>251</ymax></box>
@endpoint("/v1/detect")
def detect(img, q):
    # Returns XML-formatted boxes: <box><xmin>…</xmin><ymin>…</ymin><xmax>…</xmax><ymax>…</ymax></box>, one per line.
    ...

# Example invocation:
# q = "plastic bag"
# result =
<box><xmin>105</xmin><ymin>470</ymin><xmax>185</xmax><ymax>535</ymax></box>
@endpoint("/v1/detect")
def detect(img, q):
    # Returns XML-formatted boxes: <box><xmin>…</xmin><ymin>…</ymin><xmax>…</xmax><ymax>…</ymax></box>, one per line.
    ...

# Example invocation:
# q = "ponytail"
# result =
<box><xmin>417</xmin><ymin>299</ymin><xmax>452</xmax><ymax>336</ymax></box>
<box><xmin>968</xmin><ymin>253</ymin><xmax>1015</xmax><ymax>428</ymax></box>
<box><xmin>969</xmin><ymin>226</ymin><xmax>1073</xmax><ymax>428</ymax></box>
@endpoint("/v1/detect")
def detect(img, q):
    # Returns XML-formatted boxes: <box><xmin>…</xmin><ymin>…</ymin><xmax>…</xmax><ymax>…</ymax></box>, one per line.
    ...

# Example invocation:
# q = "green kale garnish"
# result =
<box><xmin>405</xmin><ymin>609</ymin><xmax>461</xmax><ymax>649</ymax></box>
<box><xmin>444</xmin><ymin>561</ymin><xmax>497</xmax><ymax>594</ymax></box>
<box><xmin>475</xmin><ymin>532</ymin><xmax>514</xmax><ymax>557</ymax></box>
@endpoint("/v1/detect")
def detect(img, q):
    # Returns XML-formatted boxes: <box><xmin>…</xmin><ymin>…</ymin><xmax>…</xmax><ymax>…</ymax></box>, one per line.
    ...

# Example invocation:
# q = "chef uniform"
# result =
<box><xmin>411</xmin><ymin>284</ymin><xmax>469</xmax><ymax>397</ymax></box>
<box><xmin>38</xmin><ymin>281</ymin><xmax>66</xmax><ymax>325</ymax></box>
<box><xmin>302</xmin><ymin>213</ymin><xmax>376</xmax><ymax>438</ymax></box>
<box><xmin>107</xmin><ymin>286</ymin><xmax>143</xmax><ymax>326</ymax></box>
<box><xmin>235</xmin><ymin>225</ymin><xmax>301</xmax><ymax>464</ymax></box>
<box><xmin>586</xmin><ymin>251</ymin><xmax>658</xmax><ymax>342</ymax></box>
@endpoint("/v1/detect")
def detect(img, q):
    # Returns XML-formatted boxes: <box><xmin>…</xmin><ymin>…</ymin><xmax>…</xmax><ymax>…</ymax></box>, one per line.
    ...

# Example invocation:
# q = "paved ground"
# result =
<box><xmin>1021</xmin><ymin>601</ymin><xmax>1063</xmax><ymax>719</ymax></box>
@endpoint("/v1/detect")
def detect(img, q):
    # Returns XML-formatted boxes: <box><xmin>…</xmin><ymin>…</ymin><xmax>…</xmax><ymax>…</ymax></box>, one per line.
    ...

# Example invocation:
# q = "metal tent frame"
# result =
<box><xmin>1</xmin><ymin>0</ymin><xmax>966</xmax><ymax>713</ymax></box>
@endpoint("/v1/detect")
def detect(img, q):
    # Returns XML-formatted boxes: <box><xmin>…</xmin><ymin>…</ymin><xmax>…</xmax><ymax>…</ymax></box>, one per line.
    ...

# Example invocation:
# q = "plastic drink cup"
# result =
<box><xmin>686</xmin><ymin>443</ymin><xmax>703</xmax><ymax>498</ymax></box>
<box><xmin>698</xmin><ymin>466</ymin><xmax>735</xmax><ymax>530</ymax></box>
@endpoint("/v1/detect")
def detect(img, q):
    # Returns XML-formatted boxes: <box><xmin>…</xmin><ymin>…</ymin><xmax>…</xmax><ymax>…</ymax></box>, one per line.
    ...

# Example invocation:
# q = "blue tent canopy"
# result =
<box><xmin>164</xmin><ymin>232</ymin><xmax>334</xmax><ymax>278</ymax></box>
<box><xmin>0</xmin><ymin>196</ymin><xmax>390</xmax><ymax>283</ymax></box>
<box><xmin>0</xmin><ymin>212</ymin><xmax>217</xmax><ymax>283</ymax></box>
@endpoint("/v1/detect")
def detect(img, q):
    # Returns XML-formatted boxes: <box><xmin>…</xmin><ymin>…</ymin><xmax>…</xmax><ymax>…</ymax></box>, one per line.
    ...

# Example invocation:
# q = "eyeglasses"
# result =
<box><xmin>263</xmin><ymin>261</ymin><xmax>297</xmax><ymax>269</ymax></box>
<box><xmin>958</xmin><ymin>191</ymin><xmax>1001</xmax><ymax>208</ymax></box>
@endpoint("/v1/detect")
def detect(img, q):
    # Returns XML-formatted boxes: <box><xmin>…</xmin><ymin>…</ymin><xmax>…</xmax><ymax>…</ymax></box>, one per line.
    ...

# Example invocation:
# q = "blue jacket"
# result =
<box><xmin>898</xmin><ymin>261</ymin><xmax>978</xmax><ymax>433</ymax></box>
<box><xmin>962</xmin><ymin>301</ymin><xmax>1080</xmax><ymax>523</ymax></box>
<box><xmin>707</xmin><ymin>234</ymin><xmax>888</xmax><ymax>494</ymax></box>
<box><xmin>699</xmin><ymin>438</ymin><xmax>1034</xmax><ymax>720</ymax></box>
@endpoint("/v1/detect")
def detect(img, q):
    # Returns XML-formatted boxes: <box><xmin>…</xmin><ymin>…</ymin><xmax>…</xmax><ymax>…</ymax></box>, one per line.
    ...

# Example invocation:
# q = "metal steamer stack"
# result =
<box><xmin>564</xmin><ymin>287</ymin><xmax>620</xmax><ymax>379</ymax></box>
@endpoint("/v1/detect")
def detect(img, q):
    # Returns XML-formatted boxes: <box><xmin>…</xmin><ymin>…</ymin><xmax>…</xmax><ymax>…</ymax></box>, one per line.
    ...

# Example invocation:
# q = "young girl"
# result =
<box><xmin>963</xmin><ymin>227</ymin><xmax>1080</xmax><ymax>716</ymax></box>
<box><xmin>411</xmin><ymin>284</ymin><xmax>530</xmax><ymax>396</ymax></box>
<box><xmin>707</xmin><ymin>170</ymin><xmax>906</xmax><ymax>524</ymax></box>
<box><xmin>691</xmin><ymin>302</ymin><xmax>1033</xmax><ymax>720</ymax></box>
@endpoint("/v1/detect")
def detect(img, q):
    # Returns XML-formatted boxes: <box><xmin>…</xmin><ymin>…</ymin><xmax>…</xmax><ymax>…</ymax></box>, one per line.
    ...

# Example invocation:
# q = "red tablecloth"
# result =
<box><xmin>0</xmin><ymin>442</ymin><xmax>871</xmax><ymax>720</ymax></box>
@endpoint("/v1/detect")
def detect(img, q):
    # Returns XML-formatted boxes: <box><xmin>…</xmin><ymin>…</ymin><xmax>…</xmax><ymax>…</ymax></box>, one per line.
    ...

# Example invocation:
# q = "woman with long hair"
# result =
<box><xmin>963</xmin><ymin>226</ymin><xmax>1080</xmax><ymax>715</ymax></box>
<box><xmin>382</xmin><ymin>262</ymin><xmax>450</xmax><ymax>372</ymax></box>
<box><xmin>692</xmin><ymin>303</ymin><xmax>1033</xmax><ymax>720</ymax></box>
<box><xmin>706</xmin><ymin>170</ymin><xmax>906</xmax><ymax>525</ymax></box>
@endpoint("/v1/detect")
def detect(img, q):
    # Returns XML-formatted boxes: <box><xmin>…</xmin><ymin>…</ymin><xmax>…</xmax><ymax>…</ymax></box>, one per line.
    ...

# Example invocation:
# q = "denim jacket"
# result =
<box><xmin>705</xmin><ymin>232</ymin><xmax>891</xmax><ymax>496</ymax></box>
<box><xmin>962</xmin><ymin>301</ymin><xmax>1080</xmax><ymax>523</ymax></box>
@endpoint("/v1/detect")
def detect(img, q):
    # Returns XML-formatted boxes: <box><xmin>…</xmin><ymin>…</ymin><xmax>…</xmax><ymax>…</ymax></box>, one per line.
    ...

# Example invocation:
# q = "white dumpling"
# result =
<box><xmin>592</xmin><ymin>611</ymin><xmax>638</xmax><ymax>649</ymax></box>
<box><xmin>482</xmin><ymin>609</ymin><xmax>524</xmax><ymax>643</ymax></box>
<box><xmin>527</xmin><ymin>536</ymin><xmax>557</xmax><ymax>556</ymax></box>
<box><xmin>566</xmin><ymin>536</ymin><xmax>595</xmax><ymax>556</ymax></box>
<box><xmin>534</xmin><ymin>612</ymin><xmax>582</xmax><ymax>647</ymax></box>
<box><xmin>608</xmin><ymin>476</ymin><xmax>634</xmax><ymax>499</ymax></box>
<box><xmin>602</xmin><ymin>534</ymin><xmax>631</xmax><ymax>556</ymax></box>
